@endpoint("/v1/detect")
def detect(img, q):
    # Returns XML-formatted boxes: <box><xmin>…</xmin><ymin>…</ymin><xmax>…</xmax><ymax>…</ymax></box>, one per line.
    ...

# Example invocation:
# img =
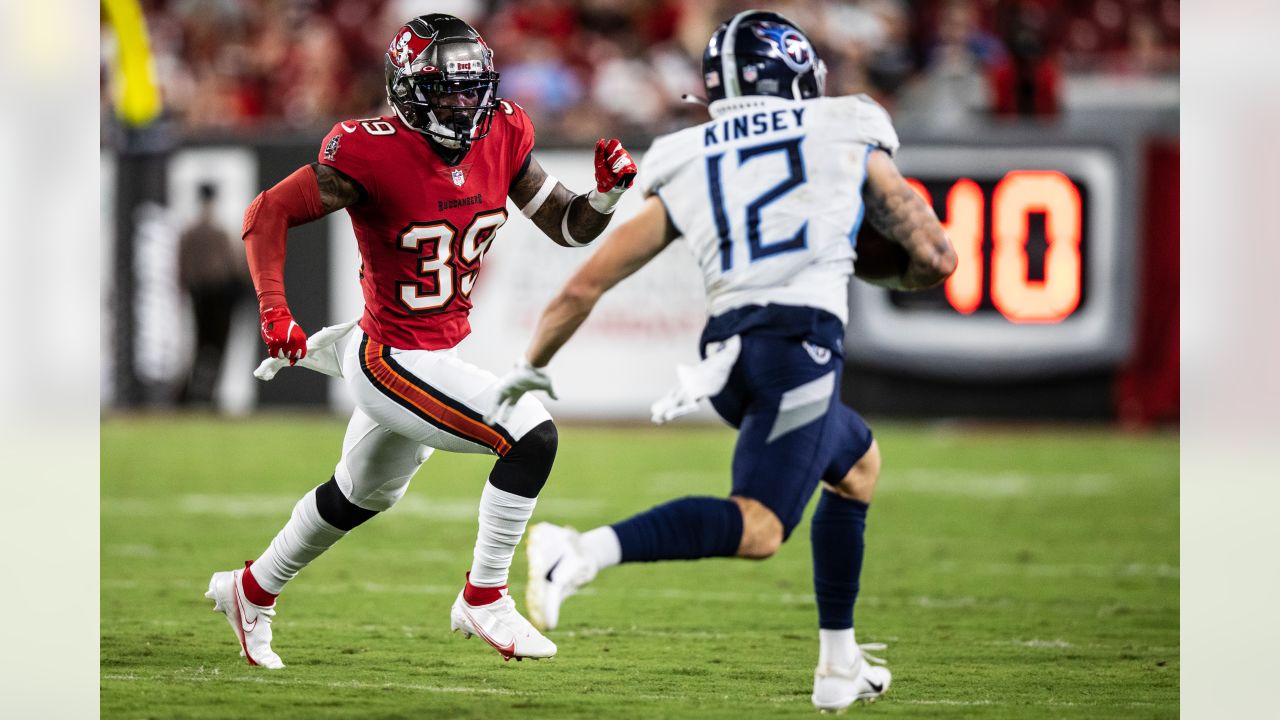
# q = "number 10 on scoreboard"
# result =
<box><xmin>904</xmin><ymin>171</ymin><xmax>1084</xmax><ymax>325</ymax></box>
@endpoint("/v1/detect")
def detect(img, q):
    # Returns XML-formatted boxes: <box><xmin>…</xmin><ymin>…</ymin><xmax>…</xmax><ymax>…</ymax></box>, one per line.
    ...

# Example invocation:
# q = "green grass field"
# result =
<box><xmin>102</xmin><ymin>415</ymin><xmax>1177</xmax><ymax>718</ymax></box>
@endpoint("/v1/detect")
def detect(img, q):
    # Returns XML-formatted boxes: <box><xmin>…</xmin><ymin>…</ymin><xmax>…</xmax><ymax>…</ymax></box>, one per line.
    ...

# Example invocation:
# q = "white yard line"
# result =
<box><xmin>555</xmin><ymin>627</ymin><xmax>733</xmax><ymax>640</ymax></box>
<box><xmin>882</xmin><ymin>469</ymin><xmax>1118</xmax><ymax>498</ymax></box>
<box><xmin>103</xmin><ymin>673</ymin><xmax>1161</xmax><ymax>708</ymax></box>
<box><xmin>102</xmin><ymin>494</ymin><xmax>605</xmax><ymax>520</ymax></box>
<box><xmin>103</xmin><ymin>544</ymin><xmax>460</xmax><ymax>564</ymax></box>
<box><xmin>892</xmin><ymin>699</ymin><xmax>996</xmax><ymax>706</ymax></box>
<box><xmin>103</xmin><ymin>540</ymin><xmax>1176</xmax><ymax>581</ymax></box>
<box><xmin>106</xmin><ymin>577</ymin><xmax>1172</xmax><ymax>616</ymax></box>
<box><xmin>931</xmin><ymin>560</ymin><xmax>1178</xmax><ymax>579</ymax></box>
<box><xmin>988</xmin><ymin>638</ymin><xmax>1074</xmax><ymax>648</ymax></box>
<box><xmin>104</xmin><ymin>543</ymin><xmax>159</xmax><ymax>557</ymax></box>
<box><xmin>118</xmin><ymin>617</ymin><xmax>1172</xmax><ymax>657</ymax></box>
<box><xmin>892</xmin><ymin>699</ymin><xmax>1160</xmax><ymax>708</ymax></box>
<box><xmin>101</xmin><ymin>671</ymin><xmax>518</xmax><ymax>696</ymax></box>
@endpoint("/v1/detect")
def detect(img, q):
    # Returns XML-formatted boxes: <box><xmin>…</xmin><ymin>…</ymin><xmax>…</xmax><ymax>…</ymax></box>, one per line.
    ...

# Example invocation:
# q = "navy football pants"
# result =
<box><xmin>708</xmin><ymin>333</ymin><xmax>874</xmax><ymax>538</ymax></box>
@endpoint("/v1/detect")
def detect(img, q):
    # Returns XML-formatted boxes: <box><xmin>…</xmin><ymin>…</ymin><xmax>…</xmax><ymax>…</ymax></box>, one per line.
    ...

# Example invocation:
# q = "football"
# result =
<box><xmin>852</xmin><ymin>219</ymin><xmax>910</xmax><ymax>281</ymax></box>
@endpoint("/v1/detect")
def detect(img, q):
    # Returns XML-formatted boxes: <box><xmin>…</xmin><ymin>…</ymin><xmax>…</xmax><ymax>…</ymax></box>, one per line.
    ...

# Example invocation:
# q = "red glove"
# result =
<box><xmin>594</xmin><ymin>138</ymin><xmax>637</xmax><ymax>193</ymax></box>
<box><xmin>260</xmin><ymin>306</ymin><xmax>308</xmax><ymax>365</ymax></box>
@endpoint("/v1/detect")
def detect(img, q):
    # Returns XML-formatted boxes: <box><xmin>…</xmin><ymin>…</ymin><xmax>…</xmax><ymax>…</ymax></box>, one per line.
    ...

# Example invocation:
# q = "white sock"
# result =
<box><xmin>819</xmin><ymin>628</ymin><xmax>858</xmax><ymax>669</ymax></box>
<box><xmin>581</xmin><ymin>526</ymin><xmax>622</xmax><ymax>571</ymax></box>
<box><xmin>251</xmin><ymin>488</ymin><xmax>348</xmax><ymax>595</ymax></box>
<box><xmin>469</xmin><ymin>482</ymin><xmax>537</xmax><ymax>587</ymax></box>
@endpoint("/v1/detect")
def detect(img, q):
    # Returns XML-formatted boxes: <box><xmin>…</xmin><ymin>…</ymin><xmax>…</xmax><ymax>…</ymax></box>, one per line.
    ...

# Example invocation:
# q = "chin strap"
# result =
<box><xmin>400</xmin><ymin>108</ymin><xmax>473</xmax><ymax>165</ymax></box>
<box><xmin>426</xmin><ymin>136</ymin><xmax>470</xmax><ymax>166</ymax></box>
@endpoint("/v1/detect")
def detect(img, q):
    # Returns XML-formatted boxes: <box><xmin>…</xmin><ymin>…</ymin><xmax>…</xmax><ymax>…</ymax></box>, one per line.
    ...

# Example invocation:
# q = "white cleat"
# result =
<box><xmin>525</xmin><ymin>522</ymin><xmax>597</xmax><ymax>631</ymax></box>
<box><xmin>205</xmin><ymin>563</ymin><xmax>284</xmax><ymax>669</ymax></box>
<box><xmin>812</xmin><ymin>644</ymin><xmax>892</xmax><ymax>712</ymax></box>
<box><xmin>450</xmin><ymin>587</ymin><xmax>557</xmax><ymax>661</ymax></box>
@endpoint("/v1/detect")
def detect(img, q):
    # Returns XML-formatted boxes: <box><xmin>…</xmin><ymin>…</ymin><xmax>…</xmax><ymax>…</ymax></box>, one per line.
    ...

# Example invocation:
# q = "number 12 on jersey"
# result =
<box><xmin>706</xmin><ymin>136</ymin><xmax>808</xmax><ymax>273</ymax></box>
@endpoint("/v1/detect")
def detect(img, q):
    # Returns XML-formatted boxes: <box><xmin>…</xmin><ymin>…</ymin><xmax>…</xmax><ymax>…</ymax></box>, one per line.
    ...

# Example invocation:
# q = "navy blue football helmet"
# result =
<box><xmin>702</xmin><ymin>10</ymin><xmax>827</xmax><ymax>102</ymax></box>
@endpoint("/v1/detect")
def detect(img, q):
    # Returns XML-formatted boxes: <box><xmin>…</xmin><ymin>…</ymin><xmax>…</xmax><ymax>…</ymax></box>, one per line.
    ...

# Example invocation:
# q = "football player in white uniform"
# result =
<box><xmin>488</xmin><ymin>10</ymin><xmax>955</xmax><ymax>711</ymax></box>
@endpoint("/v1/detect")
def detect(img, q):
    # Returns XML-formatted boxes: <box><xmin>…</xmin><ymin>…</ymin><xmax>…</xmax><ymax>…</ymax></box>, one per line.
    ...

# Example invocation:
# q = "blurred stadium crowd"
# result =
<box><xmin>105</xmin><ymin>0</ymin><xmax>1178</xmax><ymax>142</ymax></box>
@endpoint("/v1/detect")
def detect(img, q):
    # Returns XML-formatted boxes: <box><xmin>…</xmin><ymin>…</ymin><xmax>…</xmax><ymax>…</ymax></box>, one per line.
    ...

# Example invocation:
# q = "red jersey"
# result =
<box><xmin>317</xmin><ymin>102</ymin><xmax>535</xmax><ymax>350</ymax></box>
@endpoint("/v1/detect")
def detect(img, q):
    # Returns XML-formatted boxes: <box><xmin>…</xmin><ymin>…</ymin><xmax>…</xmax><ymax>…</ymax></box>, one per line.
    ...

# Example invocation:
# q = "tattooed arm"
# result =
<box><xmin>507</xmin><ymin>140</ymin><xmax>638</xmax><ymax>248</ymax></box>
<box><xmin>858</xmin><ymin>150</ymin><xmax>957</xmax><ymax>290</ymax></box>
<box><xmin>310</xmin><ymin>162</ymin><xmax>364</xmax><ymax>212</ymax></box>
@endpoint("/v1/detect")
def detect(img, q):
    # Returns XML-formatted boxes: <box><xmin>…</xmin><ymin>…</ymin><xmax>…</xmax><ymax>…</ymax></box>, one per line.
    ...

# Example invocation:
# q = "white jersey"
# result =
<box><xmin>638</xmin><ymin>94</ymin><xmax>899</xmax><ymax>324</ymax></box>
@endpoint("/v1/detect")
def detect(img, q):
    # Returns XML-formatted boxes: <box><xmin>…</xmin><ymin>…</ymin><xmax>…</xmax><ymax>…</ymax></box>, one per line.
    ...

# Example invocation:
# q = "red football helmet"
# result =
<box><xmin>384</xmin><ymin>14</ymin><xmax>500</xmax><ymax>163</ymax></box>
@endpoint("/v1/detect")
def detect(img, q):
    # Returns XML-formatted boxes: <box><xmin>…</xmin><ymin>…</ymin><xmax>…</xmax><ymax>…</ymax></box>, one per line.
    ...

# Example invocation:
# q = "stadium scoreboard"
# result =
<box><xmin>846</xmin><ymin>144</ymin><xmax>1134</xmax><ymax>379</ymax></box>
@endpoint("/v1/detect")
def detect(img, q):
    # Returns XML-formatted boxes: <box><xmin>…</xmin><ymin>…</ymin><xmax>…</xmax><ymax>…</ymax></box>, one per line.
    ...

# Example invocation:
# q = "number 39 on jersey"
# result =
<box><xmin>397</xmin><ymin>210</ymin><xmax>507</xmax><ymax>312</ymax></box>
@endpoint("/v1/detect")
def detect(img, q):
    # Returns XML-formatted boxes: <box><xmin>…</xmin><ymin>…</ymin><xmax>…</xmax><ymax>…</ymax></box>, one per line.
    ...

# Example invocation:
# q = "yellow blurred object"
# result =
<box><xmin>102</xmin><ymin>0</ymin><xmax>162</xmax><ymax>126</ymax></box>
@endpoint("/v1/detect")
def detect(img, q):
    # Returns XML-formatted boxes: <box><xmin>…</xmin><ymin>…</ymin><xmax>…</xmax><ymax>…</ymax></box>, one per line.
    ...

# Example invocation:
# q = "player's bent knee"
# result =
<box><xmin>506</xmin><ymin>420</ymin><xmax>558</xmax><ymax>474</ymax></box>
<box><xmin>743</xmin><ymin>522</ymin><xmax>783</xmax><ymax>559</ymax></box>
<box><xmin>489</xmin><ymin>420</ymin><xmax>558</xmax><ymax>499</ymax></box>
<box><xmin>732</xmin><ymin>496</ymin><xmax>784</xmax><ymax>559</ymax></box>
<box><xmin>520</xmin><ymin>420</ymin><xmax>559</xmax><ymax>465</ymax></box>
<box><xmin>314</xmin><ymin>476</ymin><xmax>379</xmax><ymax>530</ymax></box>
<box><xmin>830</xmin><ymin>440</ymin><xmax>881</xmax><ymax>503</ymax></box>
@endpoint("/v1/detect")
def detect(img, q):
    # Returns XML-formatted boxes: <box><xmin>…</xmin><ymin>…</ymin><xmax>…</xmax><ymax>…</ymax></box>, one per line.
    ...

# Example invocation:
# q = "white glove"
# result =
<box><xmin>485</xmin><ymin>360</ymin><xmax>557</xmax><ymax>425</ymax></box>
<box><xmin>650</xmin><ymin>366</ymin><xmax>704</xmax><ymax>424</ymax></box>
<box><xmin>649</xmin><ymin>335</ymin><xmax>742</xmax><ymax>425</ymax></box>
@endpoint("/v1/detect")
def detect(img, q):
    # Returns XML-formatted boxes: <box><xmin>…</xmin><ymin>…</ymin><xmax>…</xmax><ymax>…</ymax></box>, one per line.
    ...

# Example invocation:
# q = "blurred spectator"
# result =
<box><xmin>989</xmin><ymin>0</ymin><xmax>1062</xmax><ymax>118</ymax></box>
<box><xmin>105</xmin><ymin>0</ymin><xmax>1178</xmax><ymax>141</ymax></box>
<box><xmin>862</xmin><ymin>1</ymin><xmax>918</xmax><ymax>100</ymax></box>
<box><xmin>588</xmin><ymin>39</ymin><xmax>670</xmax><ymax>133</ymax></box>
<box><xmin>897</xmin><ymin>0</ymin><xmax>1003</xmax><ymax>128</ymax></box>
<box><xmin>504</xmin><ymin>0</ymin><xmax>579</xmax><ymax>43</ymax></box>
<box><xmin>494</xmin><ymin>37</ymin><xmax>585</xmax><ymax>125</ymax></box>
<box><xmin>819</xmin><ymin>2</ymin><xmax>887</xmax><ymax>99</ymax></box>
<box><xmin>1118</xmin><ymin>12</ymin><xmax>1178</xmax><ymax>75</ymax></box>
<box><xmin>177</xmin><ymin>182</ymin><xmax>249</xmax><ymax>406</ymax></box>
<box><xmin>1063</xmin><ymin>0</ymin><xmax>1179</xmax><ymax>74</ymax></box>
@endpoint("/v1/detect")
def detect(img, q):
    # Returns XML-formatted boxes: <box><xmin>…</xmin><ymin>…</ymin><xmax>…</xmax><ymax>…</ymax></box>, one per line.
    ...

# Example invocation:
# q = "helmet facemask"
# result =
<box><xmin>390</xmin><ymin>73</ymin><xmax>499</xmax><ymax>150</ymax></box>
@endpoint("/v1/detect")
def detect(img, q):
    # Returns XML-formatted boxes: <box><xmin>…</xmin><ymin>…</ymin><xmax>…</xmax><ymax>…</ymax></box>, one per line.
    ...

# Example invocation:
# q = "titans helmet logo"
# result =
<box><xmin>751</xmin><ymin>23</ymin><xmax>813</xmax><ymax>73</ymax></box>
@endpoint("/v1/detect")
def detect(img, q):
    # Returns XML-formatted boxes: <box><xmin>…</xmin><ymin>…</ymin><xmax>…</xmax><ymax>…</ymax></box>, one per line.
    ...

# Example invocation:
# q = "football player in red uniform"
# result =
<box><xmin>204</xmin><ymin>14</ymin><xmax>638</xmax><ymax>668</ymax></box>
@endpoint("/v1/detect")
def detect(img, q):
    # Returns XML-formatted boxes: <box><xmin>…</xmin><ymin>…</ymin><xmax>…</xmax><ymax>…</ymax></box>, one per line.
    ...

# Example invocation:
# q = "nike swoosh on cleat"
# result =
<box><xmin>867</xmin><ymin>680</ymin><xmax>884</xmax><ymax>694</ymax></box>
<box><xmin>544</xmin><ymin>557</ymin><xmax>562</xmax><ymax>583</ymax></box>
<box><xmin>228</xmin><ymin>586</ymin><xmax>258</xmax><ymax>666</ymax></box>
<box><xmin>235</xmin><ymin>584</ymin><xmax>258</xmax><ymax>632</ymax></box>
<box><xmin>461</xmin><ymin>607</ymin><xmax>517</xmax><ymax>659</ymax></box>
